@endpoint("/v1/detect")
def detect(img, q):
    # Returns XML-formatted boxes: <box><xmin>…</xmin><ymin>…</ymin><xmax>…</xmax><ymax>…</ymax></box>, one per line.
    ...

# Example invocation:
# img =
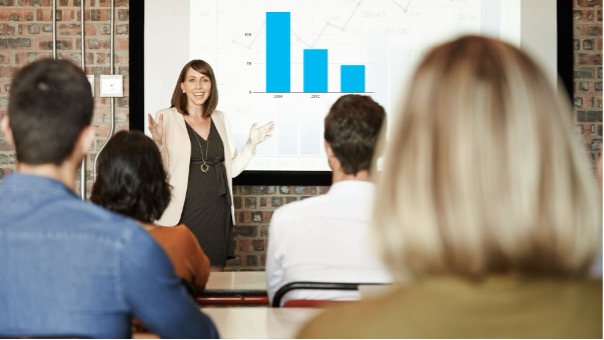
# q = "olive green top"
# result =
<box><xmin>297</xmin><ymin>276</ymin><xmax>602</xmax><ymax>339</ymax></box>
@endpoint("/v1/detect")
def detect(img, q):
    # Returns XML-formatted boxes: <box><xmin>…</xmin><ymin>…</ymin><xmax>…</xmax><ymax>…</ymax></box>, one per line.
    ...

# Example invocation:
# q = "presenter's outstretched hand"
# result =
<box><xmin>147</xmin><ymin>113</ymin><xmax>164</xmax><ymax>148</ymax></box>
<box><xmin>248</xmin><ymin>121</ymin><xmax>275</xmax><ymax>145</ymax></box>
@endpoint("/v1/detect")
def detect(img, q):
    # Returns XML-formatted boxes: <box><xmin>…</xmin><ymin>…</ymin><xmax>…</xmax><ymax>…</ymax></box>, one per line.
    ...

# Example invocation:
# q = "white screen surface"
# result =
<box><xmin>145</xmin><ymin>0</ymin><xmax>556</xmax><ymax>172</ymax></box>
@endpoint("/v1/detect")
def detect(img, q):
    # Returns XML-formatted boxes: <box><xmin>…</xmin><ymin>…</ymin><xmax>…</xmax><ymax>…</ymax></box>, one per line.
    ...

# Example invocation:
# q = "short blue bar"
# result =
<box><xmin>340</xmin><ymin>65</ymin><xmax>365</xmax><ymax>93</ymax></box>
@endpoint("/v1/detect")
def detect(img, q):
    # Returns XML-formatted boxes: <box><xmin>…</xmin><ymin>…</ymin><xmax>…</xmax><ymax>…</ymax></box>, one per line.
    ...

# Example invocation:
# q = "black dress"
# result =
<box><xmin>180</xmin><ymin>120</ymin><xmax>234</xmax><ymax>267</ymax></box>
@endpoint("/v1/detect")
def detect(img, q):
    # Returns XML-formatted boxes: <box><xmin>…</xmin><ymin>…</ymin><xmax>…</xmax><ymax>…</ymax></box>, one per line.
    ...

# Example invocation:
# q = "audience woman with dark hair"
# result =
<box><xmin>91</xmin><ymin>130</ymin><xmax>211</xmax><ymax>292</ymax></box>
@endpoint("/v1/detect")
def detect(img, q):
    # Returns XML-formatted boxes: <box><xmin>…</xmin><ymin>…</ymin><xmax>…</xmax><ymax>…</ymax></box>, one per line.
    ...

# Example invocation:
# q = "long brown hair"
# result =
<box><xmin>170</xmin><ymin>59</ymin><xmax>218</xmax><ymax>117</ymax></box>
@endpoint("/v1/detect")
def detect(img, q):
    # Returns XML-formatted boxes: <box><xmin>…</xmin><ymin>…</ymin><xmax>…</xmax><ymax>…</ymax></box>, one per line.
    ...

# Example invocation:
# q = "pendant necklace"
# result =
<box><xmin>192</xmin><ymin>128</ymin><xmax>210</xmax><ymax>173</ymax></box>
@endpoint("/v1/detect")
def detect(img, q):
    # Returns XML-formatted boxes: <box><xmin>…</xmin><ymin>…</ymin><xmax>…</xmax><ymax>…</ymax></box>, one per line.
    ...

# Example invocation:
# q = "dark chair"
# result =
<box><xmin>271</xmin><ymin>281</ymin><xmax>389</xmax><ymax>307</ymax></box>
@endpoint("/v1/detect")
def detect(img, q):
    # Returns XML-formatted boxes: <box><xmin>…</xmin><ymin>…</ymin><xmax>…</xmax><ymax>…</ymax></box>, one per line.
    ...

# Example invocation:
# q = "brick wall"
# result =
<box><xmin>0</xmin><ymin>1</ymin><xmax>601</xmax><ymax>271</ymax></box>
<box><xmin>228</xmin><ymin>185</ymin><xmax>329</xmax><ymax>270</ymax></box>
<box><xmin>574</xmin><ymin>0</ymin><xmax>603</xmax><ymax>162</ymax></box>
<box><xmin>0</xmin><ymin>0</ymin><xmax>129</xmax><ymax>191</ymax></box>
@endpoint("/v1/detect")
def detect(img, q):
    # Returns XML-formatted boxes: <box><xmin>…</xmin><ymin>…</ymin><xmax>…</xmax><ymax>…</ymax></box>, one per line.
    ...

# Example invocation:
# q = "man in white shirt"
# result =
<box><xmin>265</xmin><ymin>94</ymin><xmax>392</xmax><ymax>306</ymax></box>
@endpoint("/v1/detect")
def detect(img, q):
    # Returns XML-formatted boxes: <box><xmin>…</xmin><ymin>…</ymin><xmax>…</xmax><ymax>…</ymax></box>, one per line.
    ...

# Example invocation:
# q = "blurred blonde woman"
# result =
<box><xmin>297</xmin><ymin>35</ymin><xmax>602</xmax><ymax>339</ymax></box>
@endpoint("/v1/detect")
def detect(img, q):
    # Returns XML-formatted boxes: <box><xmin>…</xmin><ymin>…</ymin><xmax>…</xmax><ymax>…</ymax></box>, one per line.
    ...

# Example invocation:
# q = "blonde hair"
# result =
<box><xmin>374</xmin><ymin>35</ymin><xmax>600</xmax><ymax>280</ymax></box>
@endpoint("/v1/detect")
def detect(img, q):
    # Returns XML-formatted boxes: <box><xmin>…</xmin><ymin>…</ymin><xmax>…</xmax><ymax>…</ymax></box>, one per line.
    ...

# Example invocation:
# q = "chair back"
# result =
<box><xmin>272</xmin><ymin>281</ymin><xmax>389</xmax><ymax>307</ymax></box>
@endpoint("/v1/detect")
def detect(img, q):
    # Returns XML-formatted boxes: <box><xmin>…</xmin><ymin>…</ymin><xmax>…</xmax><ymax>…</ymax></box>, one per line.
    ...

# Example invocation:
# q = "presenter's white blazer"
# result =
<box><xmin>154</xmin><ymin>107</ymin><xmax>255</xmax><ymax>226</ymax></box>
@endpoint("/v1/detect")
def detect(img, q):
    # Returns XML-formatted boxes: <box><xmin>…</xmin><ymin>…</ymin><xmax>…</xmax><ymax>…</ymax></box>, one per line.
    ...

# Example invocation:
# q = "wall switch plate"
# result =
<box><xmin>86</xmin><ymin>75</ymin><xmax>94</xmax><ymax>97</ymax></box>
<box><xmin>99</xmin><ymin>74</ymin><xmax>124</xmax><ymax>97</ymax></box>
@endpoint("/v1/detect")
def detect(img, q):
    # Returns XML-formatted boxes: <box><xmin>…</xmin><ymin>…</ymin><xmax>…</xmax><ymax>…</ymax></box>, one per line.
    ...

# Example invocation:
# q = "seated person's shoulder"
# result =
<box><xmin>172</xmin><ymin>224</ymin><xmax>194</xmax><ymax>234</ymax></box>
<box><xmin>155</xmin><ymin>224</ymin><xmax>197</xmax><ymax>241</ymax></box>
<box><xmin>64</xmin><ymin>200</ymin><xmax>145</xmax><ymax>238</ymax></box>
<box><xmin>296</xmin><ymin>295</ymin><xmax>391</xmax><ymax>339</ymax></box>
<box><xmin>576</xmin><ymin>278</ymin><xmax>603</xmax><ymax>306</ymax></box>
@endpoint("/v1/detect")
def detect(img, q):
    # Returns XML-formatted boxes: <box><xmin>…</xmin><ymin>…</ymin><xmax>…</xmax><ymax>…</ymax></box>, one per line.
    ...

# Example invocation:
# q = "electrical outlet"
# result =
<box><xmin>99</xmin><ymin>75</ymin><xmax>124</xmax><ymax>98</ymax></box>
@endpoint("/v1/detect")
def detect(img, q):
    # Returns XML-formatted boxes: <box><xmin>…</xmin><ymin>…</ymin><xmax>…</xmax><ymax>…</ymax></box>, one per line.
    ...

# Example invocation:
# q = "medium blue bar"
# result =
<box><xmin>303</xmin><ymin>49</ymin><xmax>328</xmax><ymax>92</ymax></box>
<box><xmin>340</xmin><ymin>65</ymin><xmax>365</xmax><ymax>93</ymax></box>
<box><xmin>266</xmin><ymin>12</ymin><xmax>291</xmax><ymax>92</ymax></box>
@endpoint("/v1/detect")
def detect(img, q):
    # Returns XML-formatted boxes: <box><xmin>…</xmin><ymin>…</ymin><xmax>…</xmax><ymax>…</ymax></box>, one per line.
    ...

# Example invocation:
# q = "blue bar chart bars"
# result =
<box><xmin>303</xmin><ymin>49</ymin><xmax>328</xmax><ymax>92</ymax></box>
<box><xmin>340</xmin><ymin>65</ymin><xmax>366</xmax><ymax>93</ymax></box>
<box><xmin>265</xmin><ymin>11</ymin><xmax>366</xmax><ymax>93</ymax></box>
<box><xmin>266</xmin><ymin>12</ymin><xmax>291</xmax><ymax>92</ymax></box>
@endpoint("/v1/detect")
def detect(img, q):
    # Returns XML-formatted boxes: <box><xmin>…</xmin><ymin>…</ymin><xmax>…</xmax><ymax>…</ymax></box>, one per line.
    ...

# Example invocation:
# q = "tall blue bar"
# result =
<box><xmin>266</xmin><ymin>12</ymin><xmax>291</xmax><ymax>92</ymax></box>
<box><xmin>303</xmin><ymin>49</ymin><xmax>328</xmax><ymax>92</ymax></box>
<box><xmin>340</xmin><ymin>65</ymin><xmax>365</xmax><ymax>93</ymax></box>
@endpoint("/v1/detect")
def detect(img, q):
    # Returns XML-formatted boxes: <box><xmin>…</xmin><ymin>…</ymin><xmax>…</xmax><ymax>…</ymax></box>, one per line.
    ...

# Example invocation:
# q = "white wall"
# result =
<box><xmin>144</xmin><ymin>0</ymin><xmax>191</xmax><ymax>133</ymax></box>
<box><xmin>521</xmin><ymin>0</ymin><xmax>557</xmax><ymax>86</ymax></box>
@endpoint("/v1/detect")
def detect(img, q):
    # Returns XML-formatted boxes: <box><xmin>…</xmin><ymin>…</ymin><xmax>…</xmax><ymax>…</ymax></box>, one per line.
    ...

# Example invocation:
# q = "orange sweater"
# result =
<box><xmin>148</xmin><ymin>224</ymin><xmax>211</xmax><ymax>291</ymax></box>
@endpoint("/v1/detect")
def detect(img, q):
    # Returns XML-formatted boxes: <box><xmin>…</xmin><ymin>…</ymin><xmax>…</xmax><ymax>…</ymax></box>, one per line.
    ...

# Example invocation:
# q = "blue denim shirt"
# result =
<box><xmin>0</xmin><ymin>174</ymin><xmax>219</xmax><ymax>339</ymax></box>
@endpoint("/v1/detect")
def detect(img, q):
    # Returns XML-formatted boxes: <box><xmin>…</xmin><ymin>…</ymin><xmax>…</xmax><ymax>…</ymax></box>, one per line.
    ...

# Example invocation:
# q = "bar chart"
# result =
<box><xmin>266</xmin><ymin>11</ymin><xmax>367</xmax><ymax>93</ymax></box>
<box><xmin>189</xmin><ymin>0</ymin><xmax>519</xmax><ymax>171</ymax></box>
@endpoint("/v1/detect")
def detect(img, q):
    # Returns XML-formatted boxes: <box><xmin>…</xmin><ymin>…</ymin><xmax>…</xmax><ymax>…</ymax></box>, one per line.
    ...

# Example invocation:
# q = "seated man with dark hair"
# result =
<box><xmin>265</xmin><ymin>94</ymin><xmax>393</xmax><ymax>306</ymax></box>
<box><xmin>0</xmin><ymin>59</ymin><xmax>218</xmax><ymax>339</ymax></box>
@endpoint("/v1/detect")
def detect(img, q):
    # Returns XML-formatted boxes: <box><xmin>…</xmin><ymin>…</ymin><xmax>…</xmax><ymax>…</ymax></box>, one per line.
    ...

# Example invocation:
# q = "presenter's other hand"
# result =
<box><xmin>248</xmin><ymin>121</ymin><xmax>275</xmax><ymax>145</ymax></box>
<box><xmin>148</xmin><ymin>113</ymin><xmax>164</xmax><ymax>148</ymax></box>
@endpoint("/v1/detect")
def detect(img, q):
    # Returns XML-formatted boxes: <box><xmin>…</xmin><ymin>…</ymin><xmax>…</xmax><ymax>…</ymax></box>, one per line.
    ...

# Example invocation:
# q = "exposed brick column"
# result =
<box><xmin>0</xmin><ymin>0</ymin><xmax>129</xmax><ymax>196</ymax></box>
<box><xmin>574</xmin><ymin>0</ymin><xmax>603</xmax><ymax>163</ymax></box>
<box><xmin>228</xmin><ymin>185</ymin><xmax>329</xmax><ymax>271</ymax></box>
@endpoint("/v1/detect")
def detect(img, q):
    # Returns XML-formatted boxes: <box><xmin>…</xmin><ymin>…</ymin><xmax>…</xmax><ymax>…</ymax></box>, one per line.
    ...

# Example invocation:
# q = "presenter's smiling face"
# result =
<box><xmin>180</xmin><ymin>67</ymin><xmax>211</xmax><ymax>109</ymax></box>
